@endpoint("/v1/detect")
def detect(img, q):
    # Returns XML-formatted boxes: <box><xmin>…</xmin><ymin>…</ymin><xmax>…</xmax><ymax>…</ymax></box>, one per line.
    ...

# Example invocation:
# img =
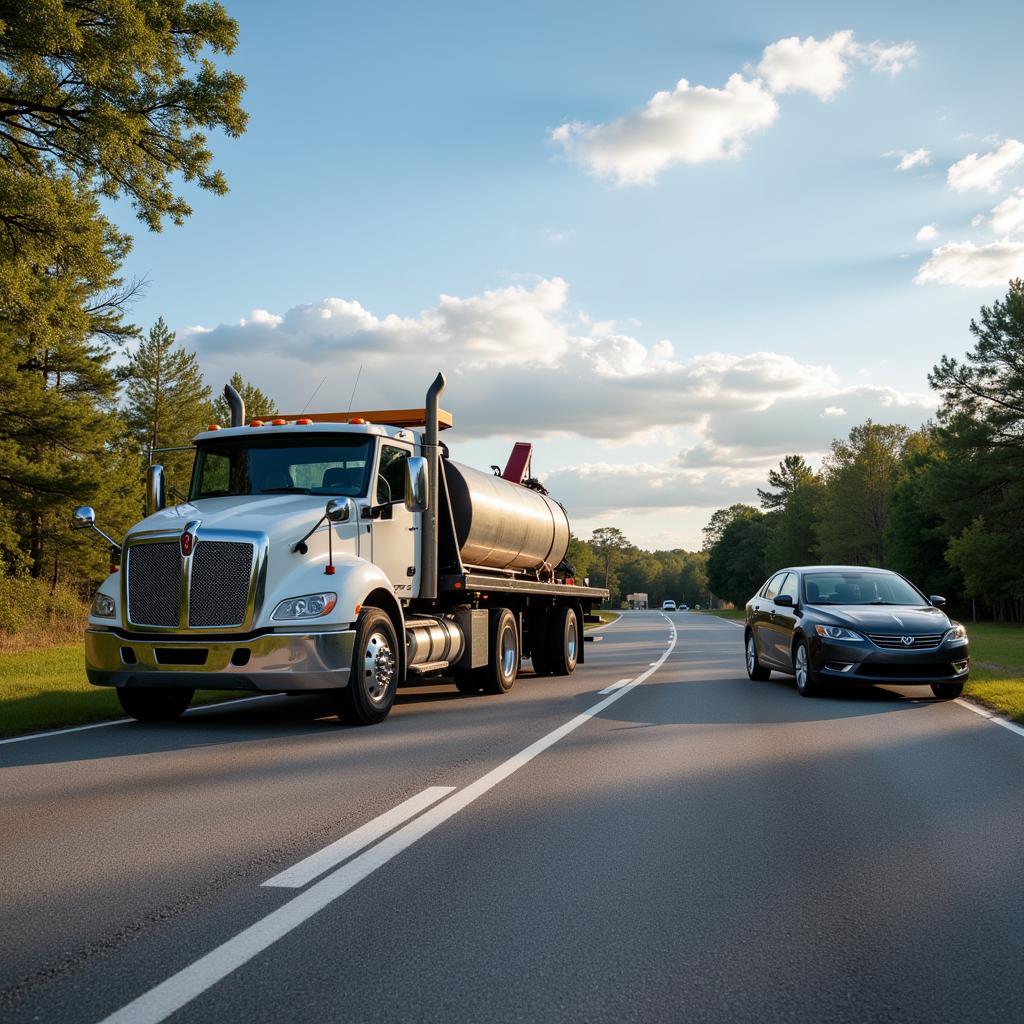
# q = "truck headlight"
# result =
<box><xmin>272</xmin><ymin>593</ymin><xmax>337</xmax><ymax>620</ymax></box>
<box><xmin>944</xmin><ymin>623</ymin><xmax>967</xmax><ymax>642</ymax></box>
<box><xmin>814</xmin><ymin>624</ymin><xmax>864</xmax><ymax>641</ymax></box>
<box><xmin>91</xmin><ymin>592</ymin><xmax>116</xmax><ymax>618</ymax></box>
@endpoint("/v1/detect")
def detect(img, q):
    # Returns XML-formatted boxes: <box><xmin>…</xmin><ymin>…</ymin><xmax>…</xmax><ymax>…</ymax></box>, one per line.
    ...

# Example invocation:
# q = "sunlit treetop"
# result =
<box><xmin>0</xmin><ymin>0</ymin><xmax>248</xmax><ymax>230</ymax></box>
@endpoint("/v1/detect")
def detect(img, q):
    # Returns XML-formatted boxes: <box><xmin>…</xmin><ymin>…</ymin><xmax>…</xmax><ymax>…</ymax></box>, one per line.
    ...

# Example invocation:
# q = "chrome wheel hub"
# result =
<box><xmin>746</xmin><ymin>638</ymin><xmax>756</xmax><ymax>673</ymax></box>
<box><xmin>500</xmin><ymin>625</ymin><xmax>517</xmax><ymax>677</ymax></box>
<box><xmin>363</xmin><ymin>632</ymin><xmax>396</xmax><ymax>703</ymax></box>
<box><xmin>795</xmin><ymin>645</ymin><xmax>808</xmax><ymax>688</ymax></box>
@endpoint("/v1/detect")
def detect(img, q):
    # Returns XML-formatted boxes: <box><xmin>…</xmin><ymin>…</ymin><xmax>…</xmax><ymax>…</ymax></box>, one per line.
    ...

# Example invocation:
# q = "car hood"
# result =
<box><xmin>813</xmin><ymin>605</ymin><xmax>952</xmax><ymax>633</ymax></box>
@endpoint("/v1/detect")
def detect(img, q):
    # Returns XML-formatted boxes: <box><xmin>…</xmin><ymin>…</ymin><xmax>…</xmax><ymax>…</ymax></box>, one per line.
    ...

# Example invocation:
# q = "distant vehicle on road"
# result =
<box><xmin>679</xmin><ymin>603</ymin><xmax>689</xmax><ymax>611</ymax></box>
<box><xmin>661</xmin><ymin>600</ymin><xmax>676</xmax><ymax>611</ymax></box>
<box><xmin>744</xmin><ymin>566</ymin><xmax>969</xmax><ymax>699</ymax></box>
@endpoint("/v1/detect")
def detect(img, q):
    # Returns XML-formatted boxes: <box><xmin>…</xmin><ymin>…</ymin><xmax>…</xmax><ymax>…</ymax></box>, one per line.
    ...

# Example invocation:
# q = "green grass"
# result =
<box><xmin>0</xmin><ymin>644</ymin><xmax>249</xmax><ymax>738</ymax></box>
<box><xmin>585</xmin><ymin>611</ymin><xmax>621</xmax><ymax>630</ymax></box>
<box><xmin>696</xmin><ymin>608</ymin><xmax>745</xmax><ymax>620</ymax></box>
<box><xmin>963</xmin><ymin>622</ymin><xmax>1024</xmax><ymax>724</ymax></box>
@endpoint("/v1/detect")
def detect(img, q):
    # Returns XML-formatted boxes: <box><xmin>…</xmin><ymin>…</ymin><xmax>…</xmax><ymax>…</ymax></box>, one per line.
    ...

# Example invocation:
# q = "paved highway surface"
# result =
<box><xmin>2</xmin><ymin>611</ymin><xmax>1022</xmax><ymax>1023</ymax></box>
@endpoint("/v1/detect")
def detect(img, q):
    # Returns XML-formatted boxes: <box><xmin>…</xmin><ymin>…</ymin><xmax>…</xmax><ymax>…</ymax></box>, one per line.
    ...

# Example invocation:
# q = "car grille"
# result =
<box><xmin>856</xmin><ymin>662</ymin><xmax>958</xmax><ymax>679</ymax></box>
<box><xmin>866</xmin><ymin>632</ymin><xmax>945</xmax><ymax>650</ymax></box>
<box><xmin>127</xmin><ymin>542</ymin><xmax>181</xmax><ymax>626</ymax></box>
<box><xmin>188</xmin><ymin>541</ymin><xmax>254</xmax><ymax>628</ymax></box>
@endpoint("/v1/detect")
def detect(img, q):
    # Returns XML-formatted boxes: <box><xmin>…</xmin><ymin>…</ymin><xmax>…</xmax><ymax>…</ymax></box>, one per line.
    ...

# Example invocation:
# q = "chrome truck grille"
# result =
<box><xmin>188</xmin><ymin>541</ymin><xmax>254</xmax><ymax>627</ymax></box>
<box><xmin>125</xmin><ymin>536</ymin><xmax>257</xmax><ymax>630</ymax></box>
<box><xmin>126</xmin><ymin>542</ymin><xmax>181</xmax><ymax>626</ymax></box>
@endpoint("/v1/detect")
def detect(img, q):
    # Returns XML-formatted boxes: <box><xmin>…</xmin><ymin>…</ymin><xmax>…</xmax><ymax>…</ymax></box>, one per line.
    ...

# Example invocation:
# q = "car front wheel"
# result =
<box><xmin>745</xmin><ymin>632</ymin><xmax>771</xmax><ymax>681</ymax></box>
<box><xmin>793</xmin><ymin>639</ymin><xmax>823</xmax><ymax>697</ymax></box>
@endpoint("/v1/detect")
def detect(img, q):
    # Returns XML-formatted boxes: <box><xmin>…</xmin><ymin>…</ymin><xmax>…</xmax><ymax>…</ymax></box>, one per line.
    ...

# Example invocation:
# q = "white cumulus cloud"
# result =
<box><xmin>550</xmin><ymin>74</ymin><xmax>778</xmax><ymax>185</ymax></box>
<box><xmin>989</xmin><ymin>188</ymin><xmax>1024</xmax><ymax>237</ymax></box>
<box><xmin>916</xmin><ymin>224</ymin><xmax>938</xmax><ymax>241</ymax></box>
<box><xmin>897</xmin><ymin>148</ymin><xmax>932</xmax><ymax>171</ymax></box>
<box><xmin>757</xmin><ymin>30</ymin><xmax>916</xmax><ymax>101</ymax></box>
<box><xmin>551</xmin><ymin>29</ymin><xmax>916</xmax><ymax>185</ymax></box>
<box><xmin>914</xmin><ymin>241</ymin><xmax>1024</xmax><ymax>287</ymax></box>
<box><xmin>947</xmin><ymin>139</ymin><xmax>1024</xmax><ymax>193</ymax></box>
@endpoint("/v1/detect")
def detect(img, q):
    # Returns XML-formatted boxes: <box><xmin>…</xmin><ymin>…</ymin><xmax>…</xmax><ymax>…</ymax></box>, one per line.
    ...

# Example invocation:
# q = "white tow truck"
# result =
<box><xmin>73</xmin><ymin>373</ymin><xmax>608</xmax><ymax>725</ymax></box>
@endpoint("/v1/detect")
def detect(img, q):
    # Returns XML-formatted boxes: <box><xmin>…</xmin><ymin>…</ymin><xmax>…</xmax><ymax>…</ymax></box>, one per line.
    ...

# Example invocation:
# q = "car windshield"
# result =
<box><xmin>803</xmin><ymin>571</ymin><xmax>926</xmax><ymax>607</ymax></box>
<box><xmin>189</xmin><ymin>435</ymin><xmax>374</xmax><ymax>499</ymax></box>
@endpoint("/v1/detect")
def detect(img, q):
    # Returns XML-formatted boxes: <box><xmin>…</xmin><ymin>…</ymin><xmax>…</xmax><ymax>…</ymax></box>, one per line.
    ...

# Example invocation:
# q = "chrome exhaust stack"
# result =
<box><xmin>421</xmin><ymin>372</ymin><xmax>446</xmax><ymax>601</ymax></box>
<box><xmin>224</xmin><ymin>383</ymin><xmax>245</xmax><ymax>427</ymax></box>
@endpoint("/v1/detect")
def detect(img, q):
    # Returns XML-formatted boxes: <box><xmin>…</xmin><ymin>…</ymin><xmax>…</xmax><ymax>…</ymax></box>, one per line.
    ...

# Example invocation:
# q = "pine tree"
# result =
<box><xmin>123</xmin><ymin>319</ymin><xmax>212</xmax><ymax>492</ymax></box>
<box><xmin>211</xmin><ymin>372</ymin><xmax>277</xmax><ymax>425</ymax></box>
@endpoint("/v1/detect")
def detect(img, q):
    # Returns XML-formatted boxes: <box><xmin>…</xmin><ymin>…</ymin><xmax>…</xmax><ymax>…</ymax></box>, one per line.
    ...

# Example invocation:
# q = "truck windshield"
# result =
<box><xmin>189</xmin><ymin>436</ymin><xmax>374</xmax><ymax>499</ymax></box>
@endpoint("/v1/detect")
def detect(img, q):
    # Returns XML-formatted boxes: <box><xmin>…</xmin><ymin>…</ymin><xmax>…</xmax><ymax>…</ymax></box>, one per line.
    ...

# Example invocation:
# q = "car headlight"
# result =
<box><xmin>272</xmin><ymin>593</ymin><xmax>337</xmax><ymax>620</ymax></box>
<box><xmin>91</xmin><ymin>592</ymin><xmax>116</xmax><ymax>618</ymax></box>
<box><xmin>944</xmin><ymin>623</ymin><xmax>967</xmax><ymax>642</ymax></box>
<box><xmin>814</xmin><ymin>624</ymin><xmax>864</xmax><ymax>641</ymax></box>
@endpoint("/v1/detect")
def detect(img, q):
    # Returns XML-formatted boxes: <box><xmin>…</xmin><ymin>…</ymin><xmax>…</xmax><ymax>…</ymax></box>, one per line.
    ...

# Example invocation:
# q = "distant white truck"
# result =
<box><xmin>73</xmin><ymin>373</ymin><xmax>608</xmax><ymax>725</ymax></box>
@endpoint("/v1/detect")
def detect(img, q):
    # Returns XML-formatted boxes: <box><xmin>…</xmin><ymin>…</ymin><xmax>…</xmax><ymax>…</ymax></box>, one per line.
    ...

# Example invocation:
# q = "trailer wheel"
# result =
<box><xmin>482</xmin><ymin>607</ymin><xmax>520</xmax><ymax>694</ymax></box>
<box><xmin>528</xmin><ymin>610</ymin><xmax>552</xmax><ymax>677</ymax></box>
<box><xmin>546</xmin><ymin>606</ymin><xmax>579</xmax><ymax>676</ymax></box>
<box><xmin>332</xmin><ymin>608</ymin><xmax>399</xmax><ymax>725</ymax></box>
<box><xmin>117</xmin><ymin>686</ymin><xmax>194</xmax><ymax>722</ymax></box>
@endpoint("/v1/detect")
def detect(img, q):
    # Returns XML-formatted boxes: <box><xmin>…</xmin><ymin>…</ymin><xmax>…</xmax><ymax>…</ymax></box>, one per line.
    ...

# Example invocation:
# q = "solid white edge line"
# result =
<box><xmin>0</xmin><ymin>694</ymin><xmax>277</xmax><ymax>747</ymax></box>
<box><xmin>262</xmin><ymin>786</ymin><xmax>456</xmax><ymax>888</ymax></box>
<box><xmin>597</xmin><ymin>678</ymin><xmax>632</xmax><ymax>696</ymax></box>
<box><xmin>954</xmin><ymin>697</ymin><xmax>1024</xmax><ymax>738</ymax></box>
<box><xmin>96</xmin><ymin>614</ymin><xmax>678</xmax><ymax>1024</ymax></box>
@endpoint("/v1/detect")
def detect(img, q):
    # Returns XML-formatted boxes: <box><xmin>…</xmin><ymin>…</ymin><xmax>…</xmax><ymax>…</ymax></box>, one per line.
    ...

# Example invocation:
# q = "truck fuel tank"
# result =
<box><xmin>444</xmin><ymin>461</ymin><xmax>570</xmax><ymax>573</ymax></box>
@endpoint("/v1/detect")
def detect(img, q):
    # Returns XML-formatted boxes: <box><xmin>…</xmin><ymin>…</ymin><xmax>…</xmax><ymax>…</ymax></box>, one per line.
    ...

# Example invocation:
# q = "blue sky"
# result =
<box><xmin>112</xmin><ymin>0</ymin><xmax>1024</xmax><ymax>549</ymax></box>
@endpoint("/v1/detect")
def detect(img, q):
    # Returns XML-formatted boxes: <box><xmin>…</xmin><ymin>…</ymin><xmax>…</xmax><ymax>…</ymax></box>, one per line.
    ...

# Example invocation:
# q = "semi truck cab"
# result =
<box><xmin>74</xmin><ymin>374</ymin><xmax>608</xmax><ymax>726</ymax></box>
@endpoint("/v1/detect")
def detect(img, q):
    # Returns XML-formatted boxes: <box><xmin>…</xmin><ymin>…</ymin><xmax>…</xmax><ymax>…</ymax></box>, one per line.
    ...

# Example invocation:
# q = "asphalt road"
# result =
<box><xmin>2</xmin><ymin>610</ymin><xmax>1023</xmax><ymax>1024</ymax></box>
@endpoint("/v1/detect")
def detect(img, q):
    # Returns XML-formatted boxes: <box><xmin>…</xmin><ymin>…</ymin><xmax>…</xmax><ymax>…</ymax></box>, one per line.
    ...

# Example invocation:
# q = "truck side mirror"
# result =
<box><xmin>326</xmin><ymin>498</ymin><xmax>354</xmax><ymax>523</ymax></box>
<box><xmin>146</xmin><ymin>464</ymin><xmax>167</xmax><ymax>516</ymax></box>
<box><xmin>70</xmin><ymin>506</ymin><xmax>121</xmax><ymax>553</ymax></box>
<box><xmin>405</xmin><ymin>456</ymin><xmax>429</xmax><ymax>512</ymax></box>
<box><xmin>72</xmin><ymin>506</ymin><xmax>96</xmax><ymax>530</ymax></box>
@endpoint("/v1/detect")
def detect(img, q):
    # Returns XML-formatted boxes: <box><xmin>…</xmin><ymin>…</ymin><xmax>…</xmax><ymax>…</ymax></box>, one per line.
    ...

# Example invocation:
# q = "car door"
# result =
<box><xmin>768</xmin><ymin>571</ymin><xmax>801</xmax><ymax>665</ymax></box>
<box><xmin>752</xmin><ymin>573</ymin><xmax>787</xmax><ymax>666</ymax></box>
<box><xmin>369</xmin><ymin>441</ymin><xmax>419</xmax><ymax>598</ymax></box>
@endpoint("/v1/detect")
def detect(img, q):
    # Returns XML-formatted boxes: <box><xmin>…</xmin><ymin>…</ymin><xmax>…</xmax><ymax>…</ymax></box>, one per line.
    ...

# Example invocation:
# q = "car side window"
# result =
<box><xmin>762</xmin><ymin>573</ymin><xmax>787</xmax><ymax>600</ymax></box>
<box><xmin>779</xmin><ymin>572</ymin><xmax>800</xmax><ymax>603</ymax></box>
<box><xmin>377</xmin><ymin>444</ymin><xmax>410</xmax><ymax>504</ymax></box>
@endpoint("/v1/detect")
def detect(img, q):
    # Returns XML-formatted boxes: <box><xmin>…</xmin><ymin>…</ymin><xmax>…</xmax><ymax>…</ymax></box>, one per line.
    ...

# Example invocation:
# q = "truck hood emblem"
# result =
<box><xmin>181</xmin><ymin>521</ymin><xmax>201</xmax><ymax>557</ymax></box>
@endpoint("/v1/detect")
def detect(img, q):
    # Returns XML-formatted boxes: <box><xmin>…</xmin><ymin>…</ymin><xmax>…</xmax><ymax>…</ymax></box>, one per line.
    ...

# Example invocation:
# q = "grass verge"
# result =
<box><xmin>585</xmin><ymin>610</ymin><xmax>621</xmax><ymax>630</ymax></box>
<box><xmin>0</xmin><ymin>644</ymin><xmax>249</xmax><ymax>738</ymax></box>
<box><xmin>963</xmin><ymin>622</ymin><xmax>1024</xmax><ymax>724</ymax></box>
<box><xmin>696</xmin><ymin>608</ymin><xmax>745</xmax><ymax>620</ymax></box>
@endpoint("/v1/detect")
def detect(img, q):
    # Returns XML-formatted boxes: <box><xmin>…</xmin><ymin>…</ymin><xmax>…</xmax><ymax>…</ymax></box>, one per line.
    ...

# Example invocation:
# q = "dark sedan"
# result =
<box><xmin>744</xmin><ymin>566</ymin><xmax>969</xmax><ymax>698</ymax></box>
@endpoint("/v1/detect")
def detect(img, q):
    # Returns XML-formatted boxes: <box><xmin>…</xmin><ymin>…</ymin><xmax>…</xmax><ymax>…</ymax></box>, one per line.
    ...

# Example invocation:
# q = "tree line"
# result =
<box><xmin>703</xmin><ymin>281</ymin><xmax>1024</xmax><ymax>623</ymax></box>
<box><xmin>567</xmin><ymin>527</ymin><xmax>709</xmax><ymax>608</ymax></box>
<box><xmin>0</xmin><ymin>2</ymin><xmax>248</xmax><ymax>588</ymax></box>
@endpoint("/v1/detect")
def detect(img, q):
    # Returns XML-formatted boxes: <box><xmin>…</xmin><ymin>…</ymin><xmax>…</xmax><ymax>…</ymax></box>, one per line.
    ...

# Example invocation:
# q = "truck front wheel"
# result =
<box><xmin>117</xmin><ymin>686</ymin><xmax>194</xmax><ymax>722</ymax></box>
<box><xmin>333</xmin><ymin>608</ymin><xmax>399</xmax><ymax>725</ymax></box>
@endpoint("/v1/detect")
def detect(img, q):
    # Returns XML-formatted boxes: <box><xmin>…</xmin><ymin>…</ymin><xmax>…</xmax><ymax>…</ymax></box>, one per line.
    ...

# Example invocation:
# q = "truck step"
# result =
<box><xmin>407</xmin><ymin>660</ymin><xmax>451</xmax><ymax>675</ymax></box>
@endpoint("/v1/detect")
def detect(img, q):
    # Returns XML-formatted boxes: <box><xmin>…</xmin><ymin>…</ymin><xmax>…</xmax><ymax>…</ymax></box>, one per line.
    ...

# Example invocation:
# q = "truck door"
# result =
<box><xmin>370</xmin><ymin>441</ymin><xmax>419</xmax><ymax>598</ymax></box>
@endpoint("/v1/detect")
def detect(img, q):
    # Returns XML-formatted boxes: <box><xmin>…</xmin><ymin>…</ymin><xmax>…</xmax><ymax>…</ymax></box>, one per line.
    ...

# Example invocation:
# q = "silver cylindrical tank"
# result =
<box><xmin>445</xmin><ymin>461</ymin><xmax>570</xmax><ymax>572</ymax></box>
<box><xmin>406</xmin><ymin>616</ymin><xmax>465</xmax><ymax>666</ymax></box>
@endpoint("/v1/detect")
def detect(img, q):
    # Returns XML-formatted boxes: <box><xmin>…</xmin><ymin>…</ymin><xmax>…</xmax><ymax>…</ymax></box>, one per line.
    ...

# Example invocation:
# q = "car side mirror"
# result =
<box><xmin>773</xmin><ymin>594</ymin><xmax>794</xmax><ymax>607</ymax></box>
<box><xmin>929</xmin><ymin>595</ymin><xmax>946</xmax><ymax>608</ymax></box>
<box><xmin>405</xmin><ymin>456</ymin><xmax>429</xmax><ymax>512</ymax></box>
<box><xmin>326</xmin><ymin>498</ymin><xmax>353</xmax><ymax>523</ymax></box>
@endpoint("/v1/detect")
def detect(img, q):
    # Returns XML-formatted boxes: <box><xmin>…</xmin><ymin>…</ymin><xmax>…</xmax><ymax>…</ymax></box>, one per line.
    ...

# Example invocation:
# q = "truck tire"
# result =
<box><xmin>453</xmin><ymin>607</ymin><xmax>520</xmax><ymax>695</ymax></box>
<box><xmin>483</xmin><ymin>607</ymin><xmax>520</xmax><ymax>694</ymax></box>
<box><xmin>528</xmin><ymin>610</ymin><xmax>552</xmax><ymax>677</ymax></box>
<box><xmin>117</xmin><ymin>686</ymin><xmax>194</xmax><ymax>722</ymax></box>
<box><xmin>332</xmin><ymin>608</ymin><xmax>399</xmax><ymax>725</ymax></box>
<box><xmin>546</xmin><ymin>606</ymin><xmax>579</xmax><ymax>676</ymax></box>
